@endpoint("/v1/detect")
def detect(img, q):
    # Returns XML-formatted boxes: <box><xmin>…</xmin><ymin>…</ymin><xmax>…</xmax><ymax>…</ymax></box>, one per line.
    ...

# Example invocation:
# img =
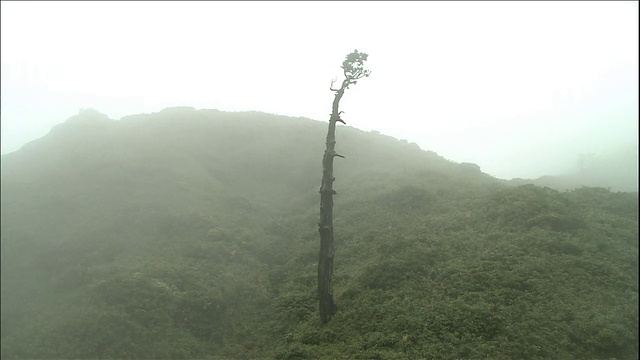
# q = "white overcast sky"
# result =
<box><xmin>1</xmin><ymin>1</ymin><xmax>638</xmax><ymax>179</ymax></box>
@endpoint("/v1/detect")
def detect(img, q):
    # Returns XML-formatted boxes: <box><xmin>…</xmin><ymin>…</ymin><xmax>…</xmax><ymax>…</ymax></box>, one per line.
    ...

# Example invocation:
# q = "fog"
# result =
<box><xmin>1</xmin><ymin>1</ymin><xmax>637</xmax><ymax>180</ymax></box>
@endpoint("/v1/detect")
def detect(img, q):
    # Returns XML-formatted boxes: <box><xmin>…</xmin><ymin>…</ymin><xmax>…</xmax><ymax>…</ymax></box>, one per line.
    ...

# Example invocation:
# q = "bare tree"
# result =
<box><xmin>318</xmin><ymin>50</ymin><xmax>371</xmax><ymax>324</ymax></box>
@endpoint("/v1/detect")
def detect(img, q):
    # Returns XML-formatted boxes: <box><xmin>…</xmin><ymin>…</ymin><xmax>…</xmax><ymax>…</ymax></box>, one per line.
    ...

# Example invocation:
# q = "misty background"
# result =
<box><xmin>1</xmin><ymin>1</ymin><xmax>638</xmax><ymax>181</ymax></box>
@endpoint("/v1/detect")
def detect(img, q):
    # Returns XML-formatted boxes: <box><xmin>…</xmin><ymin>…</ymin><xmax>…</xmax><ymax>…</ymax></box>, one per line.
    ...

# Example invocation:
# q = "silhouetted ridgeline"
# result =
<box><xmin>1</xmin><ymin>107</ymin><xmax>637</xmax><ymax>359</ymax></box>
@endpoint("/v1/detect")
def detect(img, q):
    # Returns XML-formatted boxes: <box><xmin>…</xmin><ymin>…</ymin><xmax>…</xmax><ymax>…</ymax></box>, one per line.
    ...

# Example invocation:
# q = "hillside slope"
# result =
<box><xmin>1</xmin><ymin>107</ymin><xmax>638</xmax><ymax>359</ymax></box>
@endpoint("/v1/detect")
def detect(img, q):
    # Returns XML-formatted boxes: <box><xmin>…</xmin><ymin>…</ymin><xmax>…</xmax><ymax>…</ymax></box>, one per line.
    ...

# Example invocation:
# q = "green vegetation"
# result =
<box><xmin>1</xmin><ymin>107</ymin><xmax>638</xmax><ymax>359</ymax></box>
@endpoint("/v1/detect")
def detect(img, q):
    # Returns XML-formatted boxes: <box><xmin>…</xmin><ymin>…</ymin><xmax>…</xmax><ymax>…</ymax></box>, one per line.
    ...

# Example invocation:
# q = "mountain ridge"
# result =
<box><xmin>1</xmin><ymin>107</ymin><xmax>637</xmax><ymax>359</ymax></box>
<box><xmin>5</xmin><ymin>106</ymin><xmax>636</xmax><ymax>193</ymax></box>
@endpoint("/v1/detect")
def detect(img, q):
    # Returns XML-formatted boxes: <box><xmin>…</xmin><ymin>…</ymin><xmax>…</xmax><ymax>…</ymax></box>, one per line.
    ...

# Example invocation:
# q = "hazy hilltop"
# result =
<box><xmin>1</xmin><ymin>108</ymin><xmax>638</xmax><ymax>359</ymax></box>
<box><xmin>507</xmin><ymin>144</ymin><xmax>638</xmax><ymax>193</ymax></box>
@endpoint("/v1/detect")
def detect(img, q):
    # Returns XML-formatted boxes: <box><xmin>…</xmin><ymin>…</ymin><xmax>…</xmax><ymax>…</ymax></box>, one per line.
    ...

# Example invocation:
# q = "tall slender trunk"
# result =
<box><xmin>318</xmin><ymin>86</ymin><xmax>346</xmax><ymax>324</ymax></box>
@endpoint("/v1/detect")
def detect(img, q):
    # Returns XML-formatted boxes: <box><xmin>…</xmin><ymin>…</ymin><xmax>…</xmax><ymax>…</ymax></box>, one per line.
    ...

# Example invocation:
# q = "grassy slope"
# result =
<box><xmin>1</xmin><ymin>107</ymin><xmax>637</xmax><ymax>359</ymax></box>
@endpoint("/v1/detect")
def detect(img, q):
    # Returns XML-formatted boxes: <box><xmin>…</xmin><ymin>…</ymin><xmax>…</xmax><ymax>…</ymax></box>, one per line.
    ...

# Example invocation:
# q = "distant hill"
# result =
<box><xmin>507</xmin><ymin>144</ymin><xmax>638</xmax><ymax>193</ymax></box>
<box><xmin>1</xmin><ymin>107</ymin><xmax>637</xmax><ymax>359</ymax></box>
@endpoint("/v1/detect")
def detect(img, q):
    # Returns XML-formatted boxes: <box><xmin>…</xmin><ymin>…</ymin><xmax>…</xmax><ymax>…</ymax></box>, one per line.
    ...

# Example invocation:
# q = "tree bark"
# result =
<box><xmin>317</xmin><ymin>49</ymin><xmax>369</xmax><ymax>324</ymax></box>
<box><xmin>318</xmin><ymin>84</ymin><xmax>347</xmax><ymax>324</ymax></box>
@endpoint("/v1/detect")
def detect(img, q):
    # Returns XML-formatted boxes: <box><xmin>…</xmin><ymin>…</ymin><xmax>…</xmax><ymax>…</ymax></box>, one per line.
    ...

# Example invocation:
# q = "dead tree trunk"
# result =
<box><xmin>318</xmin><ymin>50</ymin><xmax>370</xmax><ymax>324</ymax></box>
<box><xmin>318</xmin><ymin>87</ymin><xmax>346</xmax><ymax>324</ymax></box>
